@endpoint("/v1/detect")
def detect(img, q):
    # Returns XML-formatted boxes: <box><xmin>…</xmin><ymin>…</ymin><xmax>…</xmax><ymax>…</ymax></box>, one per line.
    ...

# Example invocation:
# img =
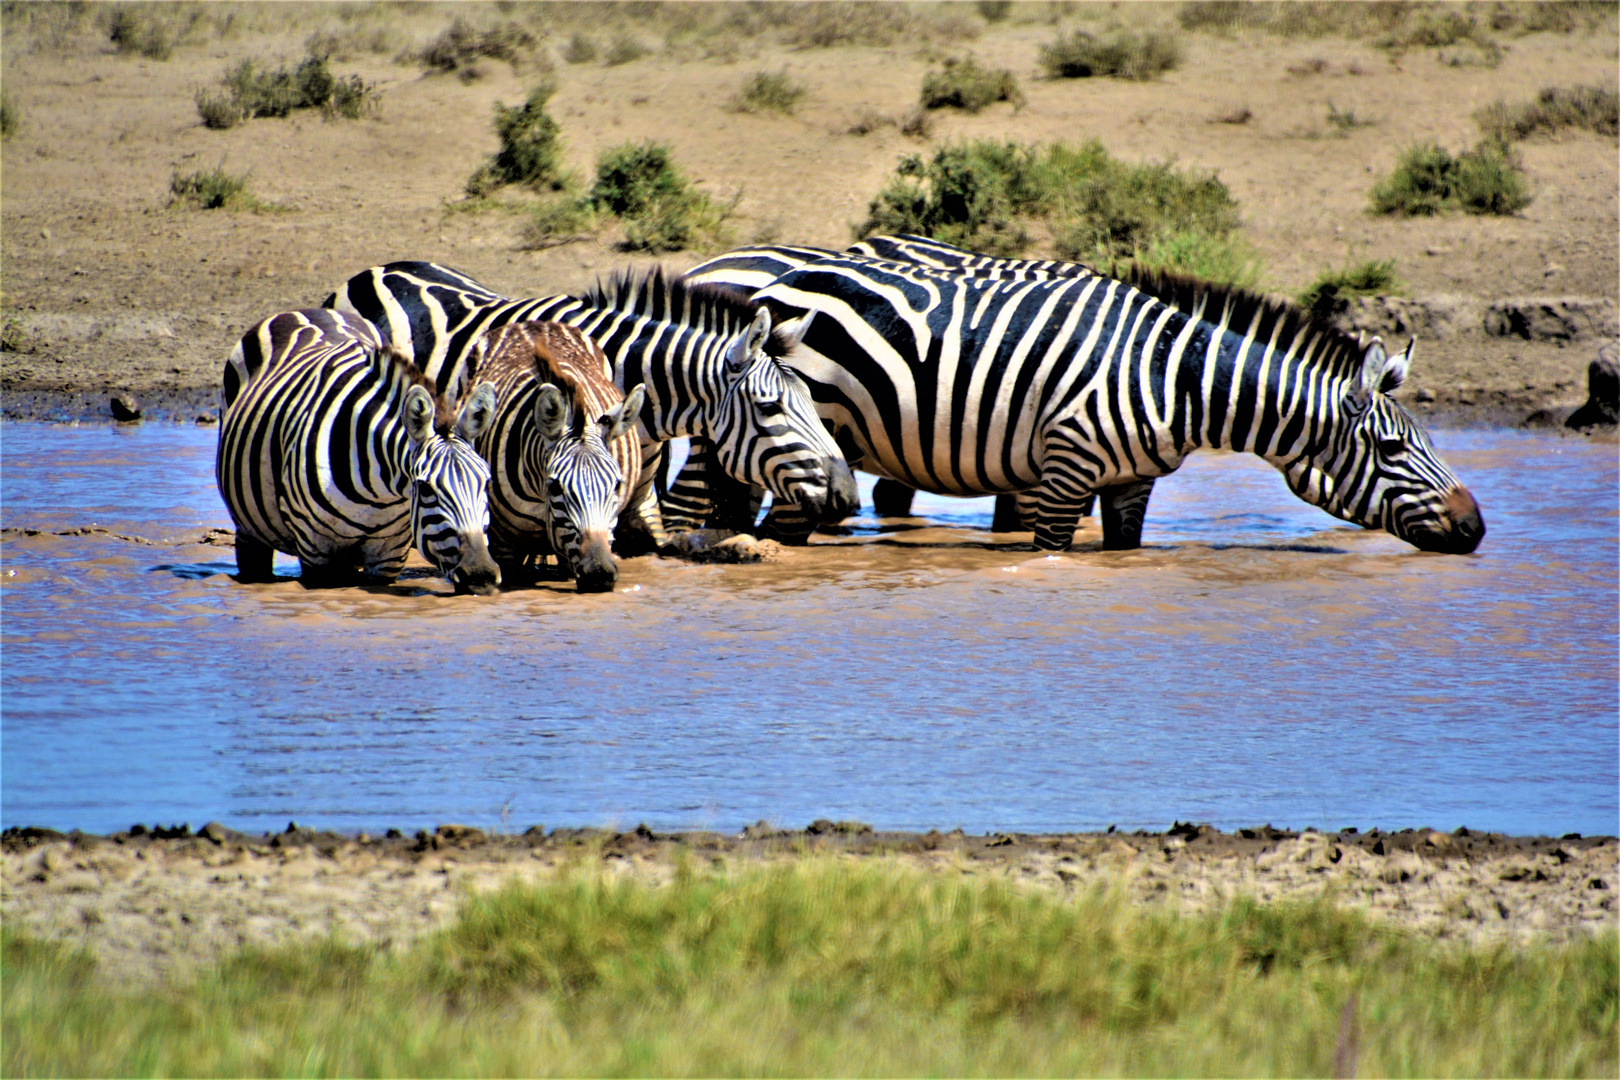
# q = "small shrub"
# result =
<box><xmin>466</xmin><ymin>81</ymin><xmax>567</xmax><ymax>196</ymax></box>
<box><xmin>194</xmin><ymin>88</ymin><xmax>244</xmax><ymax>130</ymax></box>
<box><xmin>169</xmin><ymin>164</ymin><xmax>252</xmax><ymax>210</ymax></box>
<box><xmin>197</xmin><ymin>54</ymin><xmax>378</xmax><ymax>129</ymax></box>
<box><xmin>920</xmin><ymin>57</ymin><xmax>1024</xmax><ymax>113</ymax></box>
<box><xmin>1369</xmin><ymin>141</ymin><xmax>1530</xmax><ymax>216</ymax></box>
<box><xmin>848</xmin><ymin>108</ymin><xmax>895</xmax><ymax>136</ymax></box>
<box><xmin>1298</xmin><ymin>259</ymin><xmax>1402</xmax><ymax>319</ymax></box>
<box><xmin>562</xmin><ymin>32</ymin><xmax>597</xmax><ymax>64</ymax></box>
<box><xmin>1</xmin><ymin>92</ymin><xmax>20</xmax><ymax>141</ymax></box>
<box><xmin>108</xmin><ymin>5</ymin><xmax>173</xmax><ymax>60</ymax></box>
<box><xmin>604</xmin><ymin>31</ymin><xmax>649</xmax><ymax>66</ymax></box>
<box><xmin>1326</xmin><ymin>101</ymin><xmax>1372</xmax><ymax>133</ymax></box>
<box><xmin>1286</xmin><ymin>56</ymin><xmax>1328</xmax><ymax>76</ymax></box>
<box><xmin>976</xmin><ymin>0</ymin><xmax>1012</xmax><ymax>22</ymax></box>
<box><xmin>1211</xmin><ymin>105</ymin><xmax>1252</xmax><ymax>125</ymax></box>
<box><xmin>1475</xmin><ymin>85</ymin><xmax>1619</xmax><ymax>143</ymax></box>
<box><xmin>1131</xmin><ymin>229</ymin><xmax>1265</xmax><ymax>289</ymax></box>
<box><xmin>1039</xmin><ymin>28</ymin><xmax>1181</xmax><ymax>81</ymax></box>
<box><xmin>589</xmin><ymin>142</ymin><xmax>732</xmax><ymax>253</ymax></box>
<box><xmin>729</xmin><ymin>71</ymin><xmax>807</xmax><ymax>115</ymax></box>
<box><xmin>415</xmin><ymin>18</ymin><xmax>536</xmax><ymax>73</ymax></box>
<box><xmin>520</xmin><ymin>192</ymin><xmax>601</xmax><ymax>250</ymax></box>
<box><xmin>899</xmin><ymin>107</ymin><xmax>934</xmax><ymax>139</ymax></box>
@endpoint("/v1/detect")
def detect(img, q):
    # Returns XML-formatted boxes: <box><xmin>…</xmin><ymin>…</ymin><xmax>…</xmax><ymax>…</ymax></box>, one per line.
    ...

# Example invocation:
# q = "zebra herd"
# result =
<box><xmin>214</xmin><ymin>234</ymin><xmax>1485</xmax><ymax>595</ymax></box>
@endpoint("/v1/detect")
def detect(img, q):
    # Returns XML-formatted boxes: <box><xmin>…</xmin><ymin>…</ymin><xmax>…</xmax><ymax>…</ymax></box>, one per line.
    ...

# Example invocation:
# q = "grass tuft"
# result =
<box><xmin>1298</xmin><ymin>259</ymin><xmax>1403</xmax><ymax>319</ymax></box>
<box><xmin>562</xmin><ymin>31</ymin><xmax>597</xmax><ymax>64</ymax></box>
<box><xmin>1370</xmin><ymin>141</ymin><xmax>1531</xmax><ymax>217</ymax></box>
<box><xmin>1475</xmin><ymin>84</ymin><xmax>1619</xmax><ymax>143</ymax></box>
<box><xmin>0</xmin><ymin>91</ymin><xmax>20</xmax><ymax>141</ymax></box>
<box><xmin>1039</xmin><ymin>27</ymin><xmax>1181</xmax><ymax>81</ymax></box>
<box><xmin>195</xmin><ymin>53</ymin><xmax>377</xmax><ymax>130</ymax></box>
<box><xmin>4</xmin><ymin>861</ymin><xmax>1616</xmax><ymax>1077</ymax></box>
<box><xmin>108</xmin><ymin>4</ymin><xmax>173</xmax><ymax>60</ymax></box>
<box><xmin>728</xmin><ymin>70</ymin><xmax>807</xmax><ymax>115</ymax></box>
<box><xmin>920</xmin><ymin>56</ymin><xmax>1024</xmax><ymax>113</ymax></box>
<box><xmin>413</xmin><ymin>17</ymin><xmax>537</xmax><ymax>73</ymax></box>
<box><xmin>466</xmin><ymin>81</ymin><xmax>568</xmax><ymax>196</ymax></box>
<box><xmin>604</xmin><ymin>30</ymin><xmax>649</xmax><ymax>66</ymax></box>
<box><xmin>169</xmin><ymin>163</ymin><xmax>254</xmax><ymax>210</ymax></box>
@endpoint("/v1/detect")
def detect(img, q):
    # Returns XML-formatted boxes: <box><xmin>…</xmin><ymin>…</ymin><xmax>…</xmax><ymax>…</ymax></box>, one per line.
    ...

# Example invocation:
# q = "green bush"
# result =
<box><xmin>466</xmin><ymin>81</ymin><xmax>568</xmax><ymax>196</ymax></box>
<box><xmin>108</xmin><ymin>5</ymin><xmax>173</xmax><ymax>60</ymax></box>
<box><xmin>1475</xmin><ymin>84</ymin><xmax>1619</xmax><ymax>143</ymax></box>
<box><xmin>589</xmin><ymin>141</ymin><xmax>732</xmax><ymax>253</ymax></box>
<box><xmin>1039</xmin><ymin>28</ymin><xmax>1181</xmax><ymax>80</ymax></box>
<box><xmin>920</xmin><ymin>57</ymin><xmax>1024</xmax><ymax>113</ymax></box>
<box><xmin>976</xmin><ymin>0</ymin><xmax>1013</xmax><ymax>22</ymax></box>
<box><xmin>414</xmin><ymin>17</ymin><xmax>537</xmax><ymax>73</ymax></box>
<box><xmin>1131</xmin><ymin>229</ymin><xmax>1265</xmax><ymax>289</ymax></box>
<box><xmin>1</xmin><ymin>91</ymin><xmax>20</xmax><ymax>141</ymax></box>
<box><xmin>169</xmin><ymin>164</ymin><xmax>253</xmax><ymax>210</ymax></box>
<box><xmin>729</xmin><ymin>70</ymin><xmax>807</xmax><ymax>115</ymax></box>
<box><xmin>196</xmin><ymin>54</ymin><xmax>377</xmax><ymax>129</ymax></box>
<box><xmin>1297</xmin><ymin>259</ymin><xmax>1402</xmax><ymax>319</ymax></box>
<box><xmin>1369</xmin><ymin>141</ymin><xmax>1530</xmax><ymax>216</ymax></box>
<box><xmin>562</xmin><ymin>31</ymin><xmax>597</xmax><ymax>64</ymax></box>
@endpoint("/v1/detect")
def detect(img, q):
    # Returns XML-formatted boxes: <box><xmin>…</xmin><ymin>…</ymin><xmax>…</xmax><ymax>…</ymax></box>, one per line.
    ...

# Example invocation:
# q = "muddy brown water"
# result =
<box><xmin>1</xmin><ymin>422</ymin><xmax>1615</xmax><ymax>839</ymax></box>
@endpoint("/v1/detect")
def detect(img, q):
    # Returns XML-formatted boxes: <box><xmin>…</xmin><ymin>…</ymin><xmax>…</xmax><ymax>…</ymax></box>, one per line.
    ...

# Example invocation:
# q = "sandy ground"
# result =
<box><xmin>3</xmin><ymin>823</ymin><xmax>1614</xmax><ymax>984</ymax></box>
<box><xmin>0</xmin><ymin>5</ymin><xmax>1616</xmax><ymax>423</ymax></box>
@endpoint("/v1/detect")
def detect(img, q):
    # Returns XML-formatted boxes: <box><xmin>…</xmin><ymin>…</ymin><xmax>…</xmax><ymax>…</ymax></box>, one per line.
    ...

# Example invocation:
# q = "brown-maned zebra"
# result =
<box><xmin>473</xmin><ymin>321</ymin><xmax>647</xmax><ymax>592</ymax></box>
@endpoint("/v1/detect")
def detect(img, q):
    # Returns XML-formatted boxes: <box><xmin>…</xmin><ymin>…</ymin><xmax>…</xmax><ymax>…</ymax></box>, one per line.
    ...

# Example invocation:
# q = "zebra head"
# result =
<box><xmin>706</xmin><ymin>306</ymin><xmax>858</xmax><ymax>525</ymax></box>
<box><xmin>402</xmin><ymin>382</ymin><xmax>503</xmax><ymax>594</ymax></box>
<box><xmin>534</xmin><ymin>382</ymin><xmax>645</xmax><ymax>592</ymax></box>
<box><xmin>1285</xmin><ymin>338</ymin><xmax>1485</xmax><ymax>554</ymax></box>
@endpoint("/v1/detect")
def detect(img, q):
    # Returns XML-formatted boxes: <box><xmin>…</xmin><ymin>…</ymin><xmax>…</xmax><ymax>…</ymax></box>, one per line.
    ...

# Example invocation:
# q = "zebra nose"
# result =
<box><xmin>452</xmin><ymin>532</ymin><xmax>502</xmax><ymax>595</ymax></box>
<box><xmin>573</xmin><ymin>531</ymin><xmax>618</xmax><ymax>593</ymax></box>
<box><xmin>1444</xmin><ymin>485</ymin><xmax>1485</xmax><ymax>553</ymax></box>
<box><xmin>817</xmin><ymin>457</ymin><xmax>859</xmax><ymax>524</ymax></box>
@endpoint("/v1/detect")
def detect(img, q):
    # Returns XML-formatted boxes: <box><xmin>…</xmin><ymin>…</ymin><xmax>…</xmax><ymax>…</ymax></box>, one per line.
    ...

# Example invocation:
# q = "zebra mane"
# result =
<box><xmin>1116</xmin><ymin>264</ymin><xmax>1369</xmax><ymax>379</ymax></box>
<box><xmin>376</xmin><ymin>343</ymin><xmax>459</xmax><ymax>434</ymax></box>
<box><xmin>583</xmin><ymin>265</ymin><xmax>800</xmax><ymax>355</ymax></box>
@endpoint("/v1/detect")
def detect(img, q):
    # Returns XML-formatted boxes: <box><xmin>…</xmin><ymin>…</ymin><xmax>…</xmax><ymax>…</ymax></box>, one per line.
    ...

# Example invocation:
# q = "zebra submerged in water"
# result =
<box><xmin>325</xmin><ymin>262</ymin><xmax>857</xmax><ymax>549</ymax></box>
<box><xmin>217</xmin><ymin>308</ymin><xmax>502</xmax><ymax>593</ymax></box>
<box><xmin>473</xmin><ymin>321</ymin><xmax>646</xmax><ymax>592</ymax></box>
<box><xmin>680</xmin><ymin>249</ymin><xmax>1485</xmax><ymax>554</ymax></box>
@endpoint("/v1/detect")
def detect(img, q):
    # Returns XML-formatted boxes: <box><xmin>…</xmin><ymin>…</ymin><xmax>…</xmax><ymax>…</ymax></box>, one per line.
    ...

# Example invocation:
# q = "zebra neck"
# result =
<box><xmin>612</xmin><ymin>326</ymin><xmax>722</xmax><ymax>443</ymax></box>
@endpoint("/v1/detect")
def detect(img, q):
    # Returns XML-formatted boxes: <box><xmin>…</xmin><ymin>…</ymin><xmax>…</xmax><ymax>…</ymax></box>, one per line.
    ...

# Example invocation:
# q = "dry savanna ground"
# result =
<box><xmin>0</xmin><ymin>1</ymin><xmax>1616</xmax><ymax>422</ymax></box>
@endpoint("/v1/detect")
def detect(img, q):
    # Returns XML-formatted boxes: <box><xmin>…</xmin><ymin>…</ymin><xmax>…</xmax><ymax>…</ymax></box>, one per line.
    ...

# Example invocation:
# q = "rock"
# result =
<box><xmin>435</xmin><ymin>824</ymin><xmax>487</xmax><ymax>846</ymax></box>
<box><xmin>1565</xmin><ymin>345</ymin><xmax>1619</xmax><ymax>429</ymax></box>
<box><xmin>1337</xmin><ymin>294</ymin><xmax>1481</xmax><ymax>341</ymax></box>
<box><xmin>1413</xmin><ymin>387</ymin><xmax>1436</xmax><ymax>403</ymax></box>
<box><xmin>806</xmin><ymin>819</ymin><xmax>873</xmax><ymax>836</ymax></box>
<box><xmin>1484</xmin><ymin>297</ymin><xmax>1618</xmax><ymax>342</ymax></box>
<box><xmin>1424</xmin><ymin>831</ymin><xmax>1453</xmax><ymax>848</ymax></box>
<box><xmin>199</xmin><ymin>822</ymin><xmax>230</xmax><ymax>845</ymax></box>
<box><xmin>195</xmin><ymin>412</ymin><xmax>218</xmax><ymax>426</ymax></box>
<box><xmin>742</xmin><ymin>820</ymin><xmax>779</xmax><ymax>840</ymax></box>
<box><xmin>110</xmin><ymin>394</ymin><xmax>141</xmax><ymax>422</ymax></box>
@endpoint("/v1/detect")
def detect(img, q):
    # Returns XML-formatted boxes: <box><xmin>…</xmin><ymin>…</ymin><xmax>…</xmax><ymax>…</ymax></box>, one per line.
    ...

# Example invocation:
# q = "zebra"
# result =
<box><xmin>673</xmin><ymin>251</ymin><xmax>1485</xmax><ymax>554</ymax></box>
<box><xmin>325</xmin><ymin>262</ymin><xmax>857</xmax><ymax>549</ymax></box>
<box><xmin>217</xmin><ymin>308</ymin><xmax>502</xmax><ymax>593</ymax></box>
<box><xmin>671</xmin><ymin>235</ymin><xmax>1100</xmax><ymax>532</ymax></box>
<box><xmin>473</xmin><ymin>320</ymin><xmax>646</xmax><ymax>592</ymax></box>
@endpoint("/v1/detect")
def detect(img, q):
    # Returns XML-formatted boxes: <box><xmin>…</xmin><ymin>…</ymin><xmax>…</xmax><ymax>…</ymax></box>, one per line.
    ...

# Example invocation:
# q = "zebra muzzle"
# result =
<box><xmin>572</xmin><ymin>530</ymin><xmax>618</xmax><ymax>593</ymax></box>
<box><xmin>451</xmin><ymin>532</ymin><xmax>502</xmax><ymax>596</ymax></box>
<box><xmin>794</xmin><ymin>456</ymin><xmax>859</xmax><ymax>525</ymax></box>
<box><xmin>1406</xmin><ymin>486</ymin><xmax>1485</xmax><ymax>555</ymax></box>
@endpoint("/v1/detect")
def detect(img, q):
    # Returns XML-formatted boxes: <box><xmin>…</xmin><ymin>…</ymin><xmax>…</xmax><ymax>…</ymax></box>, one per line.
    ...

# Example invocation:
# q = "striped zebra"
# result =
<box><xmin>217</xmin><ymin>308</ymin><xmax>502</xmax><ymax>593</ymax></box>
<box><xmin>474</xmin><ymin>320</ymin><xmax>646</xmax><ymax>592</ymax></box>
<box><xmin>671</xmin><ymin>236</ymin><xmax>1099</xmax><ymax>532</ymax></box>
<box><xmin>325</xmin><ymin>262</ymin><xmax>856</xmax><ymax>549</ymax></box>
<box><xmin>676</xmin><ymin>250</ymin><xmax>1485</xmax><ymax>554</ymax></box>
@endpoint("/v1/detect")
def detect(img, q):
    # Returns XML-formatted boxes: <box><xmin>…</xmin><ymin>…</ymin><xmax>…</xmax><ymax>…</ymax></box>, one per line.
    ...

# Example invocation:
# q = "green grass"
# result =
<box><xmin>1039</xmin><ymin>28</ymin><xmax>1181</xmax><ymax>81</ymax></box>
<box><xmin>0</xmin><ymin>91</ymin><xmax>20</xmax><ymax>141</ymax></box>
<box><xmin>1370</xmin><ymin>141</ymin><xmax>1532</xmax><ymax>217</ymax></box>
<box><xmin>1298</xmin><ymin>259</ymin><xmax>1404</xmax><ymax>319</ymax></box>
<box><xmin>1475</xmin><ymin>85</ymin><xmax>1620</xmax><ymax>144</ymax></box>
<box><xmin>920</xmin><ymin>56</ymin><xmax>1024</xmax><ymax>113</ymax></box>
<box><xmin>5</xmin><ymin>859</ymin><xmax>1616</xmax><ymax>1076</ymax></box>
<box><xmin>466</xmin><ymin>81</ymin><xmax>569</xmax><ymax>196</ymax></box>
<box><xmin>196</xmin><ymin>53</ymin><xmax>378</xmax><ymax>130</ymax></box>
<box><xmin>728</xmin><ymin>70</ymin><xmax>808</xmax><ymax>115</ymax></box>
<box><xmin>168</xmin><ymin>164</ymin><xmax>257</xmax><ymax>210</ymax></box>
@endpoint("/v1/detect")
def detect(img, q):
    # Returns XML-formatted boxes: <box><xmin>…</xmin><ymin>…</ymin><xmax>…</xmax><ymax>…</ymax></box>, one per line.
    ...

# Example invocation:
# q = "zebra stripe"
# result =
<box><xmin>326</xmin><ymin>263</ymin><xmax>856</xmax><ymax>548</ymax></box>
<box><xmin>474</xmin><ymin>321</ymin><xmax>645</xmax><ymax>592</ymax></box>
<box><xmin>684</xmin><ymin>251</ymin><xmax>1484</xmax><ymax>554</ymax></box>
<box><xmin>217</xmin><ymin>308</ymin><xmax>502</xmax><ymax>593</ymax></box>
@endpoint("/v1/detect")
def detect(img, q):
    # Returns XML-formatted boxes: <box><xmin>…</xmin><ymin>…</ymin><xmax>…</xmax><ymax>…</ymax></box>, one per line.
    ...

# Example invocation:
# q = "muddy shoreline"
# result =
<box><xmin>4</xmin><ymin>822</ymin><xmax>1615</xmax><ymax>984</ymax></box>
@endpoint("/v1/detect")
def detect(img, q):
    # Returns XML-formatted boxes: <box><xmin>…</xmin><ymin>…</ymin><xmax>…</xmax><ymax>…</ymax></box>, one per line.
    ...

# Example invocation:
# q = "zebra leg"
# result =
<box><xmin>872</xmin><ymin>479</ymin><xmax>916</xmax><ymax>517</ymax></box>
<box><xmin>706</xmin><ymin>473</ymin><xmax>766</xmax><ymax>533</ymax></box>
<box><xmin>756</xmin><ymin>502</ymin><xmax>817</xmax><ymax>545</ymax></box>
<box><xmin>991</xmin><ymin>494</ymin><xmax>1022</xmax><ymax>532</ymax></box>
<box><xmin>660</xmin><ymin>439</ymin><xmax>716</xmax><ymax>534</ymax></box>
<box><xmin>1098</xmin><ymin>480</ymin><xmax>1156</xmax><ymax>550</ymax></box>
<box><xmin>234</xmin><ymin>532</ymin><xmax>276</xmax><ymax>582</ymax></box>
<box><xmin>616</xmin><ymin>440</ymin><xmax>670</xmax><ymax>556</ymax></box>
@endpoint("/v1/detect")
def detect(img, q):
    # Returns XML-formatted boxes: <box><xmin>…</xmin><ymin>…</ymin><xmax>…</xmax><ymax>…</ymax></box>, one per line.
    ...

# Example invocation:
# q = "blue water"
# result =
<box><xmin>1</xmin><ymin>422</ymin><xmax>1616</xmax><ymax>837</ymax></box>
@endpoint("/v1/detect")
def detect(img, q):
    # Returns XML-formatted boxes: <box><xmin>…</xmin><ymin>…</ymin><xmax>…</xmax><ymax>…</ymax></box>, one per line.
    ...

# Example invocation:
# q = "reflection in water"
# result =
<box><xmin>1</xmin><ymin>422</ymin><xmax>1616</xmax><ymax>837</ymax></box>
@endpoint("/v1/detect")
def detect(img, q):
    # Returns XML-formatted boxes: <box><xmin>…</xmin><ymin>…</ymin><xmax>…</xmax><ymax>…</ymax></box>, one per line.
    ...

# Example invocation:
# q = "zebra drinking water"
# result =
<box><xmin>325</xmin><ymin>263</ymin><xmax>857</xmax><ymax>549</ymax></box>
<box><xmin>679</xmin><ymin>248</ymin><xmax>1484</xmax><ymax>554</ymax></box>
<box><xmin>217</xmin><ymin>308</ymin><xmax>502</xmax><ymax>593</ymax></box>
<box><xmin>473</xmin><ymin>321</ymin><xmax>646</xmax><ymax>592</ymax></box>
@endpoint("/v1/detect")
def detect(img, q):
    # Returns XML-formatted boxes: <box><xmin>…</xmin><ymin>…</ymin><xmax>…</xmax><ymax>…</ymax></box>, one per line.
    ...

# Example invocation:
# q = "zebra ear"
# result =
<box><xmin>1352</xmin><ymin>337</ymin><xmax>1395</xmax><ymax>406</ymax></box>
<box><xmin>1379</xmin><ymin>338</ymin><xmax>1413</xmax><ymax>394</ymax></box>
<box><xmin>534</xmin><ymin>383</ymin><xmax>566</xmax><ymax>442</ymax></box>
<box><xmin>727</xmin><ymin>306</ymin><xmax>773</xmax><ymax>375</ymax></box>
<box><xmin>602</xmin><ymin>384</ymin><xmax>646</xmax><ymax>443</ymax></box>
<box><xmin>775</xmin><ymin>310</ymin><xmax>816</xmax><ymax>351</ymax></box>
<box><xmin>457</xmin><ymin>381</ymin><xmax>498</xmax><ymax>442</ymax></box>
<box><xmin>403</xmin><ymin>385</ymin><xmax>436</xmax><ymax>444</ymax></box>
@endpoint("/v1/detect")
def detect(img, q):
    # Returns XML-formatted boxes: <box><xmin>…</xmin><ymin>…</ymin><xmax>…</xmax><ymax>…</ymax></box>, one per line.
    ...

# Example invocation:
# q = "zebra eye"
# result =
<box><xmin>757</xmin><ymin>398</ymin><xmax>784</xmax><ymax>416</ymax></box>
<box><xmin>1376</xmin><ymin>436</ymin><xmax>1405</xmax><ymax>456</ymax></box>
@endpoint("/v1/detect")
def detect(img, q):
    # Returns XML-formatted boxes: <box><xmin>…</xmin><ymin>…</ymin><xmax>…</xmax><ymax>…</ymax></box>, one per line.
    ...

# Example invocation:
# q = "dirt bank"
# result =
<box><xmin>1</xmin><ymin>6</ymin><xmax>1616</xmax><ymax>425</ymax></box>
<box><xmin>4</xmin><ymin>822</ymin><xmax>1614</xmax><ymax>984</ymax></box>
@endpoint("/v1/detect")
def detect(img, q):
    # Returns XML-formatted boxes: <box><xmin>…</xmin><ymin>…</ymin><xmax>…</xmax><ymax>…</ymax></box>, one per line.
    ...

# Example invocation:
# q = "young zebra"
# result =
<box><xmin>325</xmin><ymin>263</ymin><xmax>856</xmax><ymax>549</ymax></box>
<box><xmin>473</xmin><ymin>321</ymin><xmax>646</xmax><ymax>592</ymax></box>
<box><xmin>217</xmin><ymin>308</ymin><xmax>502</xmax><ymax>593</ymax></box>
<box><xmin>672</xmin><ymin>236</ymin><xmax>1099</xmax><ymax>532</ymax></box>
<box><xmin>678</xmin><ymin>252</ymin><xmax>1485</xmax><ymax>554</ymax></box>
